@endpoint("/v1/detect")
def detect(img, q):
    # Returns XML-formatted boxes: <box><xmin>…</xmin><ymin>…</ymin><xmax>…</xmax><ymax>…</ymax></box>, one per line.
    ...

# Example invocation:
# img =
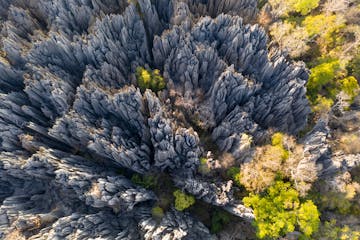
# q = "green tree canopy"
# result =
<box><xmin>243</xmin><ymin>181</ymin><xmax>320</xmax><ymax>239</ymax></box>
<box><xmin>173</xmin><ymin>190</ymin><xmax>196</xmax><ymax>211</ymax></box>
<box><xmin>136</xmin><ymin>67</ymin><xmax>166</xmax><ymax>92</ymax></box>
<box><xmin>306</xmin><ymin>59</ymin><xmax>342</xmax><ymax>103</ymax></box>
<box><xmin>290</xmin><ymin>0</ymin><xmax>320</xmax><ymax>15</ymax></box>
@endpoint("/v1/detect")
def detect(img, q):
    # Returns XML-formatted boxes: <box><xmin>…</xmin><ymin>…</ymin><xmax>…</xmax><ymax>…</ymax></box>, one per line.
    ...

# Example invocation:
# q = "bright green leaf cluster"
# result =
<box><xmin>303</xmin><ymin>14</ymin><xmax>344</xmax><ymax>38</ymax></box>
<box><xmin>271</xmin><ymin>132</ymin><xmax>289</xmax><ymax>160</ymax></box>
<box><xmin>269</xmin><ymin>0</ymin><xmax>319</xmax><ymax>17</ymax></box>
<box><xmin>302</xmin><ymin>14</ymin><xmax>345</xmax><ymax>52</ymax></box>
<box><xmin>173</xmin><ymin>190</ymin><xmax>195</xmax><ymax>211</ymax></box>
<box><xmin>243</xmin><ymin>181</ymin><xmax>320</xmax><ymax>239</ymax></box>
<box><xmin>136</xmin><ymin>67</ymin><xmax>166</xmax><ymax>92</ymax></box>
<box><xmin>306</xmin><ymin>59</ymin><xmax>341</xmax><ymax>104</ymax></box>
<box><xmin>290</xmin><ymin>0</ymin><xmax>320</xmax><ymax>15</ymax></box>
<box><xmin>298</xmin><ymin>200</ymin><xmax>321</xmax><ymax>237</ymax></box>
<box><xmin>340</xmin><ymin>76</ymin><xmax>360</xmax><ymax>100</ymax></box>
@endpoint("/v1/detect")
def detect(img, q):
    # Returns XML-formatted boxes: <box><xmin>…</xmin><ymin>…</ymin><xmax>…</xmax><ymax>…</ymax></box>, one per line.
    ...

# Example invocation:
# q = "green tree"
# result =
<box><xmin>269</xmin><ymin>0</ymin><xmax>319</xmax><ymax>17</ymax></box>
<box><xmin>290</xmin><ymin>0</ymin><xmax>320</xmax><ymax>15</ymax></box>
<box><xmin>244</xmin><ymin>181</ymin><xmax>320</xmax><ymax>239</ymax></box>
<box><xmin>173</xmin><ymin>190</ymin><xmax>195</xmax><ymax>211</ymax></box>
<box><xmin>302</xmin><ymin>14</ymin><xmax>345</xmax><ymax>53</ymax></box>
<box><xmin>306</xmin><ymin>59</ymin><xmax>342</xmax><ymax>103</ymax></box>
<box><xmin>136</xmin><ymin>67</ymin><xmax>166</xmax><ymax>92</ymax></box>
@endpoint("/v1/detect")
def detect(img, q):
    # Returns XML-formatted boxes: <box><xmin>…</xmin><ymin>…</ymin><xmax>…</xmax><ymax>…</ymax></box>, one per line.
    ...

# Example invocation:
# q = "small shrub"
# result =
<box><xmin>312</xmin><ymin>96</ymin><xmax>334</xmax><ymax>115</ymax></box>
<box><xmin>131</xmin><ymin>174</ymin><xmax>157</xmax><ymax>189</ymax></box>
<box><xmin>271</xmin><ymin>132</ymin><xmax>284</xmax><ymax>146</ymax></box>
<box><xmin>151</xmin><ymin>206</ymin><xmax>164</xmax><ymax>219</ymax></box>
<box><xmin>173</xmin><ymin>190</ymin><xmax>195</xmax><ymax>211</ymax></box>
<box><xmin>226</xmin><ymin>166</ymin><xmax>240</xmax><ymax>179</ymax></box>
<box><xmin>226</xmin><ymin>166</ymin><xmax>242</xmax><ymax>187</ymax></box>
<box><xmin>198</xmin><ymin>157</ymin><xmax>211</xmax><ymax>175</ymax></box>
<box><xmin>210</xmin><ymin>209</ymin><xmax>231</xmax><ymax>233</ymax></box>
<box><xmin>341</xmin><ymin>76</ymin><xmax>360</xmax><ymax>100</ymax></box>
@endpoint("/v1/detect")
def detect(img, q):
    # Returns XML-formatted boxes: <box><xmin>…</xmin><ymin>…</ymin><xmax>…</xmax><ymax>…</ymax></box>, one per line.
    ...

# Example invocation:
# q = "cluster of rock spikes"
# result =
<box><xmin>0</xmin><ymin>0</ymin><xmax>311</xmax><ymax>239</ymax></box>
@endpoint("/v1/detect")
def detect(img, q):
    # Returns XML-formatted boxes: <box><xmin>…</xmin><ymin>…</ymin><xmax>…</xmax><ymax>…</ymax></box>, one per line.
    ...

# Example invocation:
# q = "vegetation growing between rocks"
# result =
<box><xmin>265</xmin><ymin>0</ymin><xmax>360</xmax><ymax>115</ymax></box>
<box><xmin>238</xmin><ymin>132</ymin><xmax>317</xmax><ymax>195</ymax></box>
<box><xmin>244</xmin><ymin>180</ymin><xmax>320</xmax><ymax>239</ymax></box>
<box><xmin>135</xmin><ymin>67</ymin><xmax>166</xmax><ymax>92</ymax></box>
<box><xmin>173</xmin><ymin>190</ymin><xmax>196</xmax><ymax>211</ymax></box>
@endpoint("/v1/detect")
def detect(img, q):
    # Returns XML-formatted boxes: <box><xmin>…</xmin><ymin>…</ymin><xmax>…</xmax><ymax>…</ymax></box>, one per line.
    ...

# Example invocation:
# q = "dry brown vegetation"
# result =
<box><xmin>239</xmin><ymin>133</ymin><xmax>317</xmax><ymax>195</ymax></box>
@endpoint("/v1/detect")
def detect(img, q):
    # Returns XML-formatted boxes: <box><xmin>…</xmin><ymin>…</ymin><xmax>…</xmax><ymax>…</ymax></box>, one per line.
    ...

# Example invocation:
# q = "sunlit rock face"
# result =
<box><xmin>0</xmin><ymin>0</ymin><xmax>310</xmax><ymax>239</ymax></box>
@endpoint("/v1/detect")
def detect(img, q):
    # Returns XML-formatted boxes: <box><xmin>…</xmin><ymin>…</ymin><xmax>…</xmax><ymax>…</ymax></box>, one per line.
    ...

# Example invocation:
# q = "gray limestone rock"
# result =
<box><xmin>140</xmin><ymin>208</ymin><xmax>214</xmax><ymax>240</ymax></box>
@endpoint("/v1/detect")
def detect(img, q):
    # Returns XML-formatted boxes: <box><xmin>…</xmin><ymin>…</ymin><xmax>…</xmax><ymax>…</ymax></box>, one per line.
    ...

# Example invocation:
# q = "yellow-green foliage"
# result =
<box><xmin>298</xmin><ymin>200</ymin><xmax>321</xmax><ymax>237</ymax></box>
<box><xmin>173</xmin><ymin>190</ymin><xmax>195</xmax><ymax>211</ymax></box>
<box><xmin>306</xmin><ymin>59</ymin><xmax>341</xmax><ymax>103</ymax></box>
<box><xmin>341</xmin><ymin>76</ymin><xmax>360</xmax><ymax>99</ymax></box>
<box><xmin>243</xmin><ymin>181</ymin><xmax>320</xmax><ymax>239</ymax></box>
<box><xmin>304</xmin><ymin>14</ymin><xmax>335</xmax><ymax>36</ymax></box>
<box><xmin>271</xmin><ymin>132</ymin><xmax>284</xmax><ymax>146</ymax></box>
<box><xmin>290</xmin><ymin>0</ymin><xmax>320</xmax><ymax>15</ymax></box>
<box><xmin>312</xmin><ymin>96</ymin><xmax>334</xmax><ymax>115</ymax></box>
<box><xmin>151</xmin><ymin>206</ymin><xmax>164</xmax><ymax>219</ymax></box>
<box><xmin>271</xmin><ymin>132</ymin><xmax>290</xmax><ymax>160</ymax></box>
<box><xmin>269</xmin><ymin>0</ymin><xmax>319</xmax><ymax>17</ymax></box>
<box><xmin>136</xmin><ymin>67</ymin><xmax>166</xmax><ymax>92</ymax></box>
<box><xmin>303</xmin><ymin>14</ymin><xmax>345</xmax><ymax>53</ymax></box>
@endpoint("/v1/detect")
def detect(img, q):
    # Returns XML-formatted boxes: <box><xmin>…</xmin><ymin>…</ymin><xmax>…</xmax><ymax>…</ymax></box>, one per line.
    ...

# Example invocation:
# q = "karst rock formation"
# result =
<box><xmin>0</xmin><ymin>0</ymin><xmax>314</xmax><ymax>239</ymax></box>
